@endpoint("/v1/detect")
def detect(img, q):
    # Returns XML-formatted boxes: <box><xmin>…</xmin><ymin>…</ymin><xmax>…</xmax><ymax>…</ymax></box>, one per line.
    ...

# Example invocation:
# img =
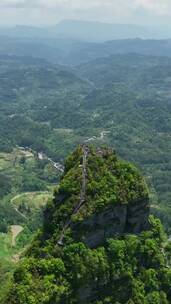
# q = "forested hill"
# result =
<box><xmin>4</xmin><ymin>146</ymin><xmax>171</xmax><ymax>303</ymax></box>
<box><xmin>0</xmin><ymin>55</ymin><xmax>91</xmax><ymax>157</ymax></box>
<box><xmin>1</xmin><ymin>32</ymin><xmax>171</xmax><ymax>302</ymax></box>
<box><xmin>77</xmin><ymin>53</ymin><xmax>171</xmax><ymax>88</ymax></box>
<box><xmin>76</xmin><ymin>54</ymin><xmax>171</xmax><ymax>221</ymax></box>
<box><xmin>1</xmin><ymin>54</ymin><xmax>171</xmax><ymax>233</ymax></box>
<box><xmin>2</xmin><ymin>35</ymin><xmax>171</xmax><ymax>66</ymax></box>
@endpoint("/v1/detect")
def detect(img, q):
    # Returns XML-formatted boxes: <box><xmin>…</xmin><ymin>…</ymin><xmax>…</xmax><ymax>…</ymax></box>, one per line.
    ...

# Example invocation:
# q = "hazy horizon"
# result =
<box><xmin>0</xmin><ymin>19</ymin><xmax>168</xmax><ymax>29</ymax></box>
<box><xmin>0</xmin><ymin>0</ymin><xmax>171</xmax><ymax>27</ymax></box>
<box><xmin>1</xmin><ymin>19</ymin><xmax>170</xmax><ymax>29</ymax></box>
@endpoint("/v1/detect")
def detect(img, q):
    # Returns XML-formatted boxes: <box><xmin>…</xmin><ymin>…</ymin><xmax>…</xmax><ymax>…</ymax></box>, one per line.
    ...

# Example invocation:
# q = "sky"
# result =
<box><xmin>0</xmin><ymin>0</ymin><xmax>171</xmax><ymax>26</ymax></box>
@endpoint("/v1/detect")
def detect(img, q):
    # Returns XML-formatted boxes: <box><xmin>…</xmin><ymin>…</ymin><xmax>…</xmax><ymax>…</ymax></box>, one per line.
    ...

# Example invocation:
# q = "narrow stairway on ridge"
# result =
<box><xmin>57</xmin><ymin>145</ymin><xmax>89</xmax><ymax>245</ymax></box>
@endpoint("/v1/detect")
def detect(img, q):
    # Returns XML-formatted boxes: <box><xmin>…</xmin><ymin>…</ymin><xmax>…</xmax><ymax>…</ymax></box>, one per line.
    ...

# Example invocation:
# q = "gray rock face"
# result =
<box><xmin>72</xmin><ymin>198</ymin><xmax>150</xmax><ymax>248</ymax></box>
<box><xmin>126</xmin><ymin>198</ymin><xmax>150</xmax><ymax>233</ymax></box>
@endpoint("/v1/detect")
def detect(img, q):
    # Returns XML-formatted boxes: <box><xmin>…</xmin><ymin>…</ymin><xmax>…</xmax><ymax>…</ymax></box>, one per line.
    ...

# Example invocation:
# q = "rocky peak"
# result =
<box><xmin>44</xmin><ymin>144</ymin><xmax>150</xmax><ymax>248</ymax></box>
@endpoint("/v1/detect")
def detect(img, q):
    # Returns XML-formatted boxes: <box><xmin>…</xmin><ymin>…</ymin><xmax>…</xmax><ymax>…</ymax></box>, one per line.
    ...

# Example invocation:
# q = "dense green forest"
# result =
<box><xmin>1</xmin><ymin>29</ymin><xmax>171</xmax><ymax>302</ymax></box>
<box><xmin>1</xmin><ymin>54</ymin><xmax>171</xmax><ymax>233</ymax></box>
<box><xmin>3</xmin><ymin>146</ymin><xmax>171</xmax><ymax>304</ymax></box>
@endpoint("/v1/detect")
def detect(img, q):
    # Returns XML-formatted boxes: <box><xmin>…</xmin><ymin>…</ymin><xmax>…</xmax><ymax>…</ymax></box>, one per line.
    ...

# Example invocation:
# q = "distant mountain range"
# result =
<box><xmin>1</xmin><ymin>20</ymin><xmax>171</xmax><ymax>67</ymax></box>
<box><xmin>1</xmin><ymin>34</ymin><xmax>171</xmax><ymax>66</ymax></box>
<box><xmin>50</xmin><ymin>20</ymin><xmax>156</xmax><ymax>41</ymax></box>
<box><xmin>1</xmin><ymin>20</ymin><xmax>171</xmax><ymax>42</ymax></box>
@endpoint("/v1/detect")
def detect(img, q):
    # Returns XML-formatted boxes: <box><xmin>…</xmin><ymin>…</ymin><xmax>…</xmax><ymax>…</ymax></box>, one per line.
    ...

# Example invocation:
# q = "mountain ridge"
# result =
<box><xmin>1</xmin><ymin>20</ymin><xmax>170</xmax><ymax>42</ymax></box>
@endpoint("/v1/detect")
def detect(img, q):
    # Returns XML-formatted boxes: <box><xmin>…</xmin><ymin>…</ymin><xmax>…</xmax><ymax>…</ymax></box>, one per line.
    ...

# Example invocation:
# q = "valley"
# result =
<box><xmin>0</xmin><ymin>25</ymin><xmax>171</xmax><ymax>302</ymax></box>
<box><xmin>1</xmin><ymin>53</ymin><xmax>171</xmax><ymax>234</ymax></box>
<box><xmin>0</xmin><ymin>146</ymin><xmax>59</xmax><ymax>297</ymax></box>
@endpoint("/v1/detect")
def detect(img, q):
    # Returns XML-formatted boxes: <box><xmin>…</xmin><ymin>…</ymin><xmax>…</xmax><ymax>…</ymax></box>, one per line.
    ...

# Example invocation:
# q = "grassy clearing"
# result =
<box><xmin>11</xmin><ymin>191</ymin><xmax>52</xmax><ymax>210</ymax></box>
<box><xmin>0</xmin><ymin>233</ymin><xmax>14</xmax><ymax>259</ymax></box>
<box><xmin>0</xmin><ymin>232</ymin><xmax>21</xmax><ymax>302</ymax></box>
<box><xmin>0</xmin><ymin>226</ymin><xmax>24</xmax><ymax>260</ymax></box>
<box><xmin>0</xmin><ymin>148</ymin><xmax>34</xmax><ymax>170</ymax></box>
<box><xmin>0</xmin><ymin>147</ymin><xmax>57</xmax><ymax>297</ymax></box>
<box><xmin>0</xmin><ymin>152</ymin><xmax>12</xmax><ymax>171</ymax></box>
<box><xmin>11</xmin><ymin>225</ymin><xmax>23</xmax><ymax>246</ymax></box>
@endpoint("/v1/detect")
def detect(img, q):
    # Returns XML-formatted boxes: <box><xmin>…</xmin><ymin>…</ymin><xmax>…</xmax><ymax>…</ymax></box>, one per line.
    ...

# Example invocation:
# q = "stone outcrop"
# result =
<box><xmin>72</xmin><ymin>198</ymin><xmax>150</xmax><ymax>248</ymax></box>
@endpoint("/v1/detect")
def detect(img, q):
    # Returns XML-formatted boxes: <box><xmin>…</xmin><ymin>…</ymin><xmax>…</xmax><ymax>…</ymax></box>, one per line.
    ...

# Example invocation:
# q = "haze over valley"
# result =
<box><xmin>1</xmin><ymin>1</ymin><xmax>171</xmax><ymax>303</ymax></box>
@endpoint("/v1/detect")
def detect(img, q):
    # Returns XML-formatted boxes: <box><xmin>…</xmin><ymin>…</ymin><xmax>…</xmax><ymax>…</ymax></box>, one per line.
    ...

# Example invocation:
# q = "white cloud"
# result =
<box><xmin>0</xmin><ymin>0</ymin><xmax>171</xmax><ymax>26</ymax></box>
<box><xmin>0</xmin><ymin>0</ymin><xmax>26</xmax><ymax>6</ymax></box>
<box><xmin>135</xmin><ymin>0</ymin><xmax>171</xmax><ymax>15</ymax></box>
<box><xmin>0</xmin><ymin>0</ymin><xmax>168</xmax><ymax>13</ymax></box>
<box><xmin>0</xmin><ymin>0</ymin><xmax>127</xmax><ymax>10</ymax></box>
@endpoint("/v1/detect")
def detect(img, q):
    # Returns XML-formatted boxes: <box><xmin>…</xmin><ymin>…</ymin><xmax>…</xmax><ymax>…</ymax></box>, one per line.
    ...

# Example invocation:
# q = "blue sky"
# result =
<box><xmin>0</xmin><ymin>0</ymin><xmax>171</xmax><ymax>26</ymax></box>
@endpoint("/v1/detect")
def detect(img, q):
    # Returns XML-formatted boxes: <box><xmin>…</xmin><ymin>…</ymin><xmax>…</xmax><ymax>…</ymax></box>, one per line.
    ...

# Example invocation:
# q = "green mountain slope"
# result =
<box><xmin>0</xmin><ymin>56</ymin><xmax>91</xmax><ymax>287</ymax></box>
<box><xmin>0</xmin><ymin>56</ymin><xmax>92</xmax><ymax>293</ymax></box>
<box><xmin>3</xmin><ymin>34</ymin><xmax>171</xmax><ymax>66</ymax></box>
<box><xmin>3</xmin><ymin>146</ymin><xmax>171</xmax><ymax>304</ymax></box>
<box><xmin>1</xmin><ymin>54</ymin><xmax>171</xmax><ymax>233</ymax></box>
<box><xmin>76</xmin><ymin>54</ymin><xmax>171</xmax><ymax>231</ymax></box>
<box><xmin>77</xmin><ymin>53</ymin><xmax>171</xmax><ymax>88</ymax></box>
<box><xmin>0</xmin><ymin>55</ymin><xmax>91</xmax><ymax>157</ymax></box>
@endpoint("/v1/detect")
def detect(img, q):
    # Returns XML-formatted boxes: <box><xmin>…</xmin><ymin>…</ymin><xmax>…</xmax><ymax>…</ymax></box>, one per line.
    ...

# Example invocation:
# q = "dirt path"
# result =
<box><xmin>86</xmin><ymin>130</ymin><xmax>110</xmax><ymax>143</ymax></box>
<box><xmin>151</xmin><ymin>204</ymin><xmax>161</xmax><ymax>210</ymax></box>
<box><xmin>57</xmin><ymin>145</ymin><xmax>88</xmax><ymax>245</ymax></box>
<box><xmin>11</xmin><ymin>225</ymin><xmax>23</xmax><ymax>246</ymax></box>
<box><xmin>12</xmin><ymin>253</ymin><xmax>21</xmax><ymax>263</ymax></box>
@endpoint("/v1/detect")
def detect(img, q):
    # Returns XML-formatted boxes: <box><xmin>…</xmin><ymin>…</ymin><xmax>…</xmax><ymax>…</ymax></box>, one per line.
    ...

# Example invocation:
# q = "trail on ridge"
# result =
<box><xmin>57</xmin><ymin>145</ymin><xmax>88</xmax><ymax>245</ymax></box>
